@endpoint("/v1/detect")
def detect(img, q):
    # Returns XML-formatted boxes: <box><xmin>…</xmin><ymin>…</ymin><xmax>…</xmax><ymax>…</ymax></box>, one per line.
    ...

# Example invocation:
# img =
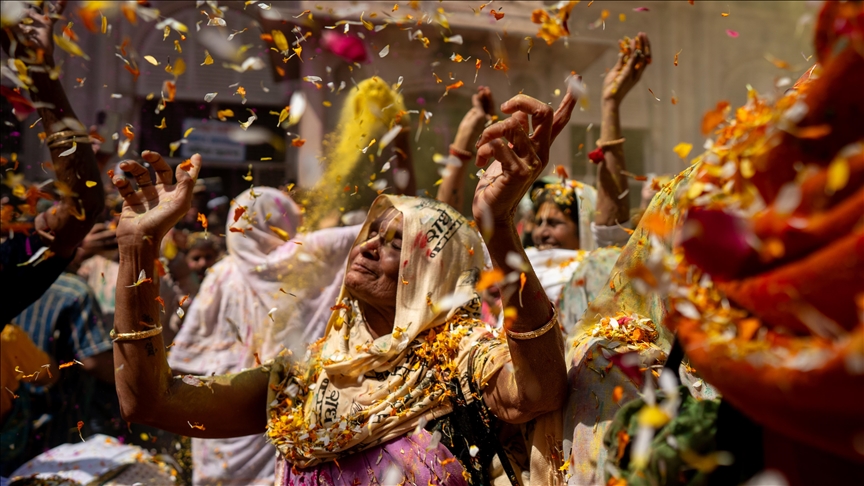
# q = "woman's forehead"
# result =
<box><xmin>536</xmin><ymin>201</ymin><xmax>566</xmax><ymax>218</ymax></box>
<box><xmin>370</xmin><ymin>207</ymin><xmax>403</xmax><ymax>229</ymax></box>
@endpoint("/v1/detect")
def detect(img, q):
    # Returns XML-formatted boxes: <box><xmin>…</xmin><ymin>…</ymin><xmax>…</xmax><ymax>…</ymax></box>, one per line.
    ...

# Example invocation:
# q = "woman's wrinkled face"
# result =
<box><xmin>531</xmin><ymin>202</ymin><xmax>580</xmax><ymax>251</ymax></box>
<box><xmin>345</xmin><ymin>208</ymin><xmax>404</xmax><ymax>309</ymax></box>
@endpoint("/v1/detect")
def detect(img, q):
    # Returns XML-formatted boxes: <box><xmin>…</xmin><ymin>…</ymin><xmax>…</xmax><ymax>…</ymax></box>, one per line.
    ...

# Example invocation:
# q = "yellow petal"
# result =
<box><xmin>173</xmin><ymin>58</ymin><xmax>186</xmax><ymax>78</ymax></box>
<box><xmin>201</xmin><ymin>50</ymin><xmax>214</xmax><ymax>65</ymax></box>
<box><xmin>277</xmin><ymin>106</ymin><xmax>290</xmax><ymax>126</ymax></box>
<box><xmin>269</xmin><ymin>225</ymin><xmax>291</xmax><ymax>241</ymax></box>
<box><xmin>183</xmin><ymin>127</ymin><xmax>195</xmax><ymax>138</ymax></box>
<box><xmin>826</xmin><ymin>157</ymin><xmax>849</xmax><ymax>194</ymax></box>
<box><xmin>272</xmin><ymin>29</ymin><xmax>288</xmax><ymax>52</ymax></box>
<box><xmin>673</xmin><ymin>142</ymin><xmax>693</xmax><ymax>160</ymax></box>
<box><xmin>85</xmin><ymin>180</ymin><xmax>98</xmax><ymax>188</ymax></box>
<box><xmin>155</xmin><ymin>118</ymin><xmax>167</xmax><ymax>129</ymax></box>
<box><xmin>637</xmin><ymin>405</ymin><xmax>670</xmax><ymax>428</ymax></box>
<box><xmin>144</xmin><ymin>55</ymin><xmax>159</xmax><ymax>66</ymax></box>
<box><xmin>53</xmin><ymin>34</ymin><xmax>90</xmax><ymax>60</ymax></box>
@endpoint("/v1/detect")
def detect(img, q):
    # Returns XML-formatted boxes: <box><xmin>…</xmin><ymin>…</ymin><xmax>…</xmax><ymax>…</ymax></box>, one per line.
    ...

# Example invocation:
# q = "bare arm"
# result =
<box><xmin>5</xmin><ymin>2</ymin><xmax>105</xmax><ymax>257</ymax></box>
<box><xmin>595</xmin><ymin>33</ymin><xmax>651</xmax><ymax>226</ymax></box>
<box><xmin>436</xmin><ymin>87</ymin><xmax>494</xmax><ymax>211</ymax></box>
<box><xmin>473</xmin><ymin>91</ymin><xmax>576</xmax><ymax>423</ymax></box>
<box><xmin>112</xmin><ymin>152</ymin><xmax>268</xmax><ymax>438</ymax></box>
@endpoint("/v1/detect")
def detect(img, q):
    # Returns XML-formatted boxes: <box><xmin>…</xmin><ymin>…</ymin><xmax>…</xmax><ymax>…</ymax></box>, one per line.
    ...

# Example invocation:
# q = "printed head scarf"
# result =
<box><xmin>266</xmin><ymin>195</ymin><xmax>509</xmax><ymax>467</ymax></box>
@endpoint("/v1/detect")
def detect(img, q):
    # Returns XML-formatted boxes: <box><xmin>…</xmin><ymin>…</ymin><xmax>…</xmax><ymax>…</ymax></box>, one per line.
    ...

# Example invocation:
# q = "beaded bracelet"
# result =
<box><xmin>506</xmin><ymin>311</ymin><xmax>559</xmax><ymax>341</ymax></box>
<box><xmin>111</xmin><ymin>326</ymin><xmax>163</xmax><ymax>342</ymax></box>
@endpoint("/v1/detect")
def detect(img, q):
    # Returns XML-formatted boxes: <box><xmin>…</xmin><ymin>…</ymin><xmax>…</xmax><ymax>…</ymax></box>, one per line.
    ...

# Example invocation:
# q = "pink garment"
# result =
<box><xmin>278</xmin><ymin>431</ymin><xmax>467</xmax><ymax>486</ymax></box>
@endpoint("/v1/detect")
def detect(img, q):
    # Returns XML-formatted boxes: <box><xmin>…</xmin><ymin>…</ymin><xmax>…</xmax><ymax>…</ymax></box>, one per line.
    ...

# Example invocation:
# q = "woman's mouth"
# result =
<box><xmin>350</xmin><ymin>260</ymin><xmax>377</xmax><ymax>276</ymax></box>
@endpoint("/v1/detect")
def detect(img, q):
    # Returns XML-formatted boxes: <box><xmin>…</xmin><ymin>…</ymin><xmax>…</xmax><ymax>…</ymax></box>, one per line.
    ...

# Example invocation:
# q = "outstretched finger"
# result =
<box><xmin>120</xmin><ymin>160</ymin><xmax>158</xmax><ymax>199</ymax></box>
<box><xmin>476</xmin><ymin>143</ymin><xmax>495</xmax><ymax>168</ymax></box>
<box><xmin>551</xmin><ymin>89</ymin><xmax>577</xmax><ymax>142</ymax></box>
<box><xmin>640</xmin><ymin>32</ymin><xmax>652</xmax><ymax>64</ymax></box>
<box><xmin>112</xmin><ymin>175</ymin><xmax>141</xmax><ymax>206</ymax></box>
<box><xmin>500</xmin><ymin>94</ymin><xmax>555</xmax><ymax>144</ymax></box>
<box><xmin>176</xmin><ymin>153</ymin><xmax>202</xmax><ymax>185</ymax></box>
<box><xmin>142</xmin><ymin>150</ymin><xmax>173</xmax><ymax>185</ymax></box>
<box><xmin>476</xmin><ymin>117</ymin><xmax>522</xmax><ymax>149</ymax></box>
<box><xmin>478</xmin><ymin>86</ymin><xmax>495</xmax><ymax>117</ymax></box>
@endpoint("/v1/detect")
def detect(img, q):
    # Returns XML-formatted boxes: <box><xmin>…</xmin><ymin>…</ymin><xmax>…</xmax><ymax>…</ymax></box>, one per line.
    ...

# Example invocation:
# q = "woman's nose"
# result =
<box><xmin>361</xmin><ymin>236</ymin><xmax>382</xmax><ymax>260</ymax></box>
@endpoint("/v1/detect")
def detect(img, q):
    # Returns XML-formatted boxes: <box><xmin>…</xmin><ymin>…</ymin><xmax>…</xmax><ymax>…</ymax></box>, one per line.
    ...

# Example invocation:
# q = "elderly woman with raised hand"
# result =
<box><xmin>111</xmin><ymin>91</ymin><xmax>576</xmax><ymax>485</ymax></box>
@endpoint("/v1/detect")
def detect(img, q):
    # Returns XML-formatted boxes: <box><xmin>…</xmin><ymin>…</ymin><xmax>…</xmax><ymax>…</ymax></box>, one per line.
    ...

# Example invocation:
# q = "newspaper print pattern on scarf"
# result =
<box><xmin>266</xmin><ymin>196</ymin><xmax>509</xmax><ymax>469</ymax></box>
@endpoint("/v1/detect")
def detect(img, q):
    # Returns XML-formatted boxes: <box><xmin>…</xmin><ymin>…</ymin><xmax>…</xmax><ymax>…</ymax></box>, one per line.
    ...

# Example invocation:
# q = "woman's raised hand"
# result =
<box><xmin>459</xmin><ymin>86</ymin><xmax>496</xmax><ymax>141</ymax></box>
<box><xmin>472</xmin><ymin>90</ymin><xmax>576</xmax><ymax>226</ymax></box>
<box><xmin>113</xmin><ymin>151</ymin><xmax>201</xmax><ymax>246</ymax></box>
<box><xmin>602</xmin><ymin>32</ymin><xmax>651</xmax><ymax>104</ymax></box>
<box><xmin>1</xmin><ymin>1</ymin><xmax>66</xmax><ymax>64</ymax></box>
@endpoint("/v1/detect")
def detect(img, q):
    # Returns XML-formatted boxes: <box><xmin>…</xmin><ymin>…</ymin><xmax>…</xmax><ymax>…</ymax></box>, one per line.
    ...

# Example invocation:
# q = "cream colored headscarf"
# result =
<box><xmin>266</xmin><ymin>195</ymin><xmax>510</xmax><ymax>467</ymax></box>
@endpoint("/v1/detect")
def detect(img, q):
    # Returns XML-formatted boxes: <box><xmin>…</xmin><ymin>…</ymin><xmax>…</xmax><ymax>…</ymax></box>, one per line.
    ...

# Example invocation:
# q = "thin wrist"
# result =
<box><xmin>601</xmin><ymin>97</ymin><xmax>621</xmax><ymax>108</ymax></box>
<box><xmin>118</xmin><ymin>238</ymin><xmax>163</xmax><ymax>257</ymax></box>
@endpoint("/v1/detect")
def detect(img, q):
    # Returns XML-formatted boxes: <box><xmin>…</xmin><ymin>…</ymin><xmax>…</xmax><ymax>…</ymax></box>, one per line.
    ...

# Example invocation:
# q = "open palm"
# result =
<box><xmin>472</xmin><ymin>91</ymin><xmax>576</xmax><ymax>226</ymax></box>
<box><xmin>113</xmin><ymin>152</ymin><xmax>201</xmax><ymax>246</ymax></box>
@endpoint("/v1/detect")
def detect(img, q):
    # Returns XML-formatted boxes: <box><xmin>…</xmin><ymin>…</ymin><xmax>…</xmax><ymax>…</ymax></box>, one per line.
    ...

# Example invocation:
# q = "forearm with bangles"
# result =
<box><xmin>482</xmin><ymin>222</ymin><xmax>567</xmax><ymax>421</ymax></box>
<box><xmin>113</xmin><ymin>241</ymin><xmax>270</xmax><ymax>438</ymax></box>
<box><xmin>436</xmin><ymin>120</ymin><xmax>482</xmax><ymax>210</ymax></box>
<box><xmin>596</xmin><ymin>99</ymin><xmax>630</xmax><ymax>226</ymax></box>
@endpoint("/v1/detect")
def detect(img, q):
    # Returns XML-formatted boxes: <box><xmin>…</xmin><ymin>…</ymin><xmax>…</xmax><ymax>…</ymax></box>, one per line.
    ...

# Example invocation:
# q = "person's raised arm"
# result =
<box><xmin>3</xmin><ymin>1</ymin><xmax>105</xmax><ymax>258</ymax></box>
<box><xmin>436</xmin><ymin>86</ymin><xmax>495</xmax><ymax>211</ymax></box>
<box><xmin>472</xmin><ymin>90</ymin><xmax>576</xmax><ymax>423</ymax></box>
<box><xmin>112</xmin><ymin>151</ymin><xmax>268</xmax><ymax>438</ymax></box>
<box><xmin>595</xmin><ymin>32</ymin><xmax>651</xmax><ymax>226</ymax></box>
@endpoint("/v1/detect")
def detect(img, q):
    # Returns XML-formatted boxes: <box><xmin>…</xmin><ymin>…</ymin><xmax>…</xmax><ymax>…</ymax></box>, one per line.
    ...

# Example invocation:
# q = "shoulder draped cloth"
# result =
<box><xmin>266</xmin><ymin>196</ymin><xmax>511</xmax><ymax>469</ymax></box>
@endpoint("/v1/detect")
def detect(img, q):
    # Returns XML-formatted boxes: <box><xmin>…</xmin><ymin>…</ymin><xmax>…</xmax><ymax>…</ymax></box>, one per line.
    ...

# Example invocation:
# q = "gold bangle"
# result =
<box><xmin>48</xmin><ymin>137</ymin><xmax>93</xmax><ymax>149</ymax></box>
<box><xmin>45</xmin><ymin>130</ymin><xmax>89</xmax><ymax>145</ymax></box>
<box><xmin>596</xmin><ymin>137</ymin><xmax>626</xmax><ymax>149</ymax></box>
<box><xmin>506</xmin><ymin>311</ymin><xmax>559</xmax><ymax>341</ymax></box>
<box><xmin>111</xmin><ymin>326</ymin><xmax>163</xmax><ymax>342</ymax></box>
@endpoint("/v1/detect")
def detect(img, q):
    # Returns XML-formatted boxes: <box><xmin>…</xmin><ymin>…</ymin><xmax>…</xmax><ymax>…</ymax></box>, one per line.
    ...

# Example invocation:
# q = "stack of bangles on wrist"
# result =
<box><xmin>46</xmin><ymin>129</ymin><xmax>94</xmax><ymax>150</ymax></box>
<box><xmin>449</xmin><ymin>144</ymin><xmax>474</xmax><ymax>162</ymax></box>
<box><xmin>505</xmin><ymin>310</ymin><xmax>559</xmax><ymax>341</ymax></box>
<box><xmin>111</xmin><ymin>325</ymin><xmax>163</xmax><ymax>342</ymax></box>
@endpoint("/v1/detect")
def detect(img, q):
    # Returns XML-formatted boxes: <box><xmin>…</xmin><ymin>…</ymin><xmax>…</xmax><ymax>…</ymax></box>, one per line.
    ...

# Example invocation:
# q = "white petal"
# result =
<box><xmin>675</xmin><ymin>301</ymin><xmax>701</xmax><ymax>320</ymax></box>
<box><xmin>288</xmin><ymin>91</ymin><xmax>307</xmax><ymax>126</ymax></box>
<box><xmin>58</xmin><ymin>142</ymin><xmax>77</xmax><ymax>157</ymax></box>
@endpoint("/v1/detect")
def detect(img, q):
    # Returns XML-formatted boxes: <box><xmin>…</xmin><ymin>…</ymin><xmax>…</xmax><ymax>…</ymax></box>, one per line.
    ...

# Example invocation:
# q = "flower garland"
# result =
<box><xmin>589</xmin><ymin>313</ymin><xmax>659</xmax><ymax>349</ymax></box>
<box><xmin>265</xmin><ymin>311</ymin><xmax>502</xmax><ymax>465</ymax></box>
